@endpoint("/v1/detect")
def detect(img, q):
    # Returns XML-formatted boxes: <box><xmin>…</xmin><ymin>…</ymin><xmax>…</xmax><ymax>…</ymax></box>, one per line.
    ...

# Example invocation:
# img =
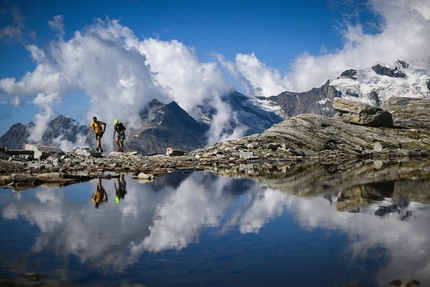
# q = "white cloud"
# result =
<box><xmin>0</xmin><ymin>18</ymin><xmax>240</xmax><ymax>149</ymax></box>
<box><xmin>286</xmin><ymin>0</ymin><xmax>430</xmax><ymax>91</ymax></box>
<box><xmin>47</xmin><ymin>15</ymin><xmax>64</xmax><ymax>35</ymax></box>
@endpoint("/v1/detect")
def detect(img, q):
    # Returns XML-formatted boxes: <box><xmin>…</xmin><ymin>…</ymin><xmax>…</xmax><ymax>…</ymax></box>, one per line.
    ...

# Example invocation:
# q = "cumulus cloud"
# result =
<box><xmin>0</xmin><ymin>17</ymin><xmax>240</xmax><ymax>149</ymax></box>
<box><xmin>288</xmin><ymin>0</ymin><xmax>430</xmax><ymax>91</ymax></box>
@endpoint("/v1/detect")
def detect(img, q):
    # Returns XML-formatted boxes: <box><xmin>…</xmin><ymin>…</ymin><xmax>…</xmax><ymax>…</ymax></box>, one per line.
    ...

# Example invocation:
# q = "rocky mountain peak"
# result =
<box><xmin>371</xmin><ymin>64</ymin><xmax>406</xmax><ymax>78</ymax></box>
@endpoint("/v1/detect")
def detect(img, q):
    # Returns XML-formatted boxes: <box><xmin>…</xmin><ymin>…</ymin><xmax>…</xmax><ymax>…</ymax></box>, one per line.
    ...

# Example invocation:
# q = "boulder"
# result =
<box><xmin>70</xmin><ymin>147</ymin><xmax>102</xmax><ymax>158</ymax></box>
<box><xmin>25</xmin><ymin>144</ymin><xmax>65</xmax><ymax>160</ymax></box>
<box><xmin>333</xmin><ymin>98</ymin><xmax>394</xmax><ymax>127</ymax></box>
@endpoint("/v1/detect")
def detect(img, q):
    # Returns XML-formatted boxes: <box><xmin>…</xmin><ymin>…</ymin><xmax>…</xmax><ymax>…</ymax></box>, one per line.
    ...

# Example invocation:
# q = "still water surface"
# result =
<box><xmin>1</xmin><ymin>169</ymin><xmax>429</xmax><ymax>286</ymax></box>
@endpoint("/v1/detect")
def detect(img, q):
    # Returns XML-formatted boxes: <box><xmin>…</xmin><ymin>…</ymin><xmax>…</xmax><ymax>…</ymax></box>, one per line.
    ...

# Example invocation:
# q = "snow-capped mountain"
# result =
<box><xmin>252</xmin><ymin>60</ymin><xmax>430</xmax><ymax>120</ymax></box>
<box><xmin>330</xmin><ymin>60</ymin><xmax>430</xmax><ymax>106</ymax></box>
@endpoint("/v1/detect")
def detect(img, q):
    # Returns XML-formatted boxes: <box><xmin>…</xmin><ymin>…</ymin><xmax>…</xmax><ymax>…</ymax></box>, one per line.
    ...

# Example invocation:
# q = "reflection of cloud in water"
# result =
<box><xmin>2</xmin><ymin>171</ymin><xmax>430</xmax><ymax>284</ymax></box>
<box><xmin>287</xmin><ymin>196</ymin><xmax>430</xmax><ymax>285</ymax></box>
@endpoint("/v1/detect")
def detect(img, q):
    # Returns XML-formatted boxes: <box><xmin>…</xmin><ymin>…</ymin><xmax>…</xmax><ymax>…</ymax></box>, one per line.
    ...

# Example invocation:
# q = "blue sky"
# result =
<box><xmin>0</xmin><ymin>0</ymin><xmax>429</xmax><ymax>145</ymax></box>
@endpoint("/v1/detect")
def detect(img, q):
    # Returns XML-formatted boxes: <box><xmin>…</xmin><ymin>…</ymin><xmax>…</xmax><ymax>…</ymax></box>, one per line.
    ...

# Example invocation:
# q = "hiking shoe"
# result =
<box><xmin>117</xmin><ymin>148</ymin><xmax>121</xmax><ymax>152</ymax></box>
<box><xmin>96</xmin><ymin>147</ymin><xmax>99</xmax><ymax>151</ymax></box>
<box><xmin>100</xmin><ymin>148</ymin><xmax>103</xmax><ymax>152</ymax></box>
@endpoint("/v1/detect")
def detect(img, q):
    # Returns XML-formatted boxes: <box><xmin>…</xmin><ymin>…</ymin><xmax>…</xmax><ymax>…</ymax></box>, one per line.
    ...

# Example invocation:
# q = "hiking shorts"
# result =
<box><xmin>116</xmin><ymin>133</ymin><xmax>126</xmax><ymax>140</ymax></box>
<box><xmin>95</xmin><ymin>132</ymin><xmax>104</xmax><ymax>139</ymax></box>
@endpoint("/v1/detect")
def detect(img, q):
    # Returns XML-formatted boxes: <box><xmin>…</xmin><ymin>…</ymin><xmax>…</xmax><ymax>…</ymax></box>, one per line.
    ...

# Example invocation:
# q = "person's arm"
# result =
<box><xmin>103</xmin><ymin>123</ymin><xmax>106</xmax><ymax>132</ymax></box>
<box><xmin>89</xmin><ymin>123</ymin><xmax>93</xmax><ymax>132</ymax></box>
<box><xmin>113</xmin><ymin>129</ymin><xmax>116</xmax><ymax>138</ymax></box>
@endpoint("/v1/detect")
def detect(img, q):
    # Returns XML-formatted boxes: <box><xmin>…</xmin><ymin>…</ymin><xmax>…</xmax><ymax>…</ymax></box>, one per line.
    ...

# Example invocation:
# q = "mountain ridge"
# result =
<box><xmin>1</xmin><ymin>60</ymin><xmax>429</xmax><ymax>154</ymax></box>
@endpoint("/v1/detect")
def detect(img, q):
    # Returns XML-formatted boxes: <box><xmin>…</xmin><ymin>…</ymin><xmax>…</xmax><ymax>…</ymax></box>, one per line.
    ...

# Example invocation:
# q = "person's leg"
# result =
<box><xmin>120</xmin><ymin>139</ymin><xmax>124</xmax><ymax>152</ymax></box>
<box><xmin>97</xmin><ymin>135</ymin><xmax>103</xmax><ymax>152</ymax></box>
<box><xmin>116</xmin><ymin>137</ymin><xmax>121</xmax><ymax>151</ymax></box>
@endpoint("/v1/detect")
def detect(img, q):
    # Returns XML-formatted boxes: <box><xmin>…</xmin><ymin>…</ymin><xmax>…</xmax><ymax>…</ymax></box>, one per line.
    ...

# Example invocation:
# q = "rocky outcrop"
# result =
<box><xmin>382</xmin><ymin>97</ymin><xmax>430</xmax><ymax>128</ymax></box>
<box><xmin>1</xmin><ymin>97</ymin><xmax>430</xmax><ymax>191</ymax></box>
<box><xmin>340</xmin><ymin>69</ymin><xmax>357</xmax><ymax>80</ymax></box>
<box><xmin>333</xmin><ymin>97</ymin><xmax>394</xmax><ymax>127</ymax></box>
<box><xmin>259</xmin><ymin>80</ymin><xmax>341</xmax><ymax>118</ymax></box>
<box><xmin>372</xmin><ymin>64</ymin><xmax>406</xmax><ymax>78</ymax></box>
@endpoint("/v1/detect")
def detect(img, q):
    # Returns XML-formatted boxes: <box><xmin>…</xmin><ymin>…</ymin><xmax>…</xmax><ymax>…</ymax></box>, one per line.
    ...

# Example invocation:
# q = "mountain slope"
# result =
<box><xmin>127</xmin><ymin>100</ymin><xmax>209</xmax><ymax>155</ymax></box>
<box><xmin>196</xmin><ymin>91</ymin><xmax>283</xmax><ymax>137</ymax></box>
<box><xmin>255</xmin><ymin>80</ymin><xmax>341</xmax><ymax>118</ymax></box>
<box><xmin>0</xmin><ymin>123</ymin><xmax>31</xmax><ymax>149</ymax></box>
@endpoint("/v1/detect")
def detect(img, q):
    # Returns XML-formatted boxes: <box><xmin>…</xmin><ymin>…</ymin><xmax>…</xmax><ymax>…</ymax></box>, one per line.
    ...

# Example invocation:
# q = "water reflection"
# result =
<box><xmin>1</xmin><ymin>159</ymin><xmax>430</xmax><ymax>286</ymax></box>
<box><xmin>91</xmin><ymin>178</ymin><xmax>108</xmax><ymax>208</ymax></box>
<box><xmin>114</xmin><ymin>174</ymin><xmax>127</xmax><ymax>204</ymax></box>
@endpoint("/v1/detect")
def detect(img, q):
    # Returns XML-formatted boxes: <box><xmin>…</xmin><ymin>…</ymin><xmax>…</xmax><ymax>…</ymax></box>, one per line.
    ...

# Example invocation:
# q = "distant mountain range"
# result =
<box><xmin>1</xmin><ymin>60</ymin><xmax>429</xmax><ymax>154</ymax></box>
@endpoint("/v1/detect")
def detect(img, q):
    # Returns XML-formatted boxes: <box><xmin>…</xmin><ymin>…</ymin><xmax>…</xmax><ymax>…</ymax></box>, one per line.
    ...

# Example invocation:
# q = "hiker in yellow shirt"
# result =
<box><xmin>91</xmin><ymin>178</ymin><xmax>108</xmax><ymax>208</ymax></box>
<box><xmin>89</xmin><ymin>116</ymin><xmax>106</xmax><ymax>152</ymax></box>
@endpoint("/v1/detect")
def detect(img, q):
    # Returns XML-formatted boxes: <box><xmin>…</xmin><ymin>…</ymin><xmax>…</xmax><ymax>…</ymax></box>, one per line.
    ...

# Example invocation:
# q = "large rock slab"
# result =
<box><xmin>333</xmin><ymin>98</ymin><xmax>394</xmax><ymax>127</ymax></box>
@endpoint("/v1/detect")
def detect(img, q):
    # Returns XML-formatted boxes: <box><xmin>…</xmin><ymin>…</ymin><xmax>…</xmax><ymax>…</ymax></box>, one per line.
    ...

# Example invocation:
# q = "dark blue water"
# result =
<box><xmin>0</xmin><ymin>169</ymin><xmax>429</xmax><ymax>287</ymax></box>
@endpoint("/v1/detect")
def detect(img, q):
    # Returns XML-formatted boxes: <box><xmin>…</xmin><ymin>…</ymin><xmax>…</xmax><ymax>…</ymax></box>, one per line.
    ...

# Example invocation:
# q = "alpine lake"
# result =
<box><xmin>1</xmin><ymin>158</ymin><xmax>430</xmax><ymax>287</ymax></box>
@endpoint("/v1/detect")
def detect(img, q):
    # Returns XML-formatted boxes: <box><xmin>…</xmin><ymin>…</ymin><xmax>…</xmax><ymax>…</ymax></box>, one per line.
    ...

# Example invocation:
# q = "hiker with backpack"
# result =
<box><xmin>113</xmin><ymin>119</ymin><xmax>127</xmax><ymax>152</ymax></box>
<box><xmin>89</xmin><ymin>116</ymin><xmax>106</xmax><ymax>152</ymax></box>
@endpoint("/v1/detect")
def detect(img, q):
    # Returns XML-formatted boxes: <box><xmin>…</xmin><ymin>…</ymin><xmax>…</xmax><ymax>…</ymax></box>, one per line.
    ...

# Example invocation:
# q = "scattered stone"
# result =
<box><xmin>239</xmin><ymin>151</ymin><xmax>259</xmax><ymax>160</ymax></box>
<box><xmin>374</xmin><ymin>142</ymin><xmax>383</xmax><ymax>152</ymax></box>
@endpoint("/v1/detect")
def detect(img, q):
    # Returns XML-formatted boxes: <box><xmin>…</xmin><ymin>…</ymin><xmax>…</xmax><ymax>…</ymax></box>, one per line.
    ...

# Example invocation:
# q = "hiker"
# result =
<box><xmin>114</xmin><ymin>174</ymin><xmax>127</xmax><ymax>203</ymax></box>
<box><xmin>89</xmin><ymin>116</ymin><xmax>106</xmax><ymax>152</ymax></box>
<box><xmin>113</xmin><ymin>119</ymin><xmax>126</xmax><ymax>152</ymax></box>
<box><xmin>91</xmin><ymin>178</ymin><xmax>108</xmax><ymax>208</ymax></box>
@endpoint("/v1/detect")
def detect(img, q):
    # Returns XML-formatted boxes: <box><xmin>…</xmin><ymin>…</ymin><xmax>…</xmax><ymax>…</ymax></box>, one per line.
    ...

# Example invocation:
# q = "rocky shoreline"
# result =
<box><xmin>1</xmin><ymin>97</ymin><xmax>430</xmax><ymax>191</ymax></box>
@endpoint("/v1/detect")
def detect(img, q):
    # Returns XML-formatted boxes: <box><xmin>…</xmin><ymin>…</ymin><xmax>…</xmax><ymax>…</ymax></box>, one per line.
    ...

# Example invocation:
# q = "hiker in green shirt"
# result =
<box><xmin>113</xmin><ymin>119</ymin><xmax>127</xmax><ymax>152</ymax></box>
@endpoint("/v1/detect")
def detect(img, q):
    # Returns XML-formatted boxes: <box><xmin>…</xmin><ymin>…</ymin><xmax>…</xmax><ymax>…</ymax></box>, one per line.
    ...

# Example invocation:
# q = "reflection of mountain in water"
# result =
<box><xmin>212</xmin><ymin>159</ymin><xmax>430</xmax><ymax>211</ymax></box>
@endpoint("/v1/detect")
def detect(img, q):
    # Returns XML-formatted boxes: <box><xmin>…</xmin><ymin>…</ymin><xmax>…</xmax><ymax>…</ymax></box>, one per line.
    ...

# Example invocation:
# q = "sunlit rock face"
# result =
<box><xmin>333</xmin><ymin>97</ymin><xmax>394</xmax><ymax>127</ymax></box>
<box><xmin>256</xmin><ymin>80</ymin><xmax>341</xmax><ymax>118</ymax></box>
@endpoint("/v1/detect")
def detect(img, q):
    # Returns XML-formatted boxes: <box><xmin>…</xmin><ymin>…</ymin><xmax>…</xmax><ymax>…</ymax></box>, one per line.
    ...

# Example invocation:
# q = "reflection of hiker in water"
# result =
<box><xmin>114</xmin><ymin>174</ymin><xmax>127</xmax><ymax>203</ymax></box>
<box><xmin>91</xmin><ymin>178</ymin><xmax>108</xmax><ymax>208</ymax></box>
